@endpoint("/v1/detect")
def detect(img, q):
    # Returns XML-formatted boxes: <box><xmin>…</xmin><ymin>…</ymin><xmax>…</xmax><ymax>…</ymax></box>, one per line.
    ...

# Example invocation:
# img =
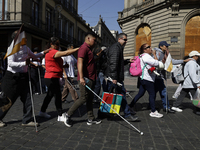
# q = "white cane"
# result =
<box><xmin>28</xmin><ymin>64</ymin><xmax>38</xmax><ymax>132</ymax></box>
<box><xmin>165</xmin><ymin>72</ymin><xmax>168</xmax><ymax>114</ymax></box>
<box><xmin>37</xmin><ymin>66</ymin><xmax>43</xmax><ymax>94</ymax></box>
<box><xmin>85</xmin><ymin>84</ymin><xmax>143</xmax><ymax>135</ymax></box>
<box><xmin>162</xmin><ymin>75</ymin><xmax>168</xmax><ymax>114</ymax></box>
<box><xmin>67</xmin><ymin>79</ymin><xmax>77</xmax><ymax>91</ymax></box>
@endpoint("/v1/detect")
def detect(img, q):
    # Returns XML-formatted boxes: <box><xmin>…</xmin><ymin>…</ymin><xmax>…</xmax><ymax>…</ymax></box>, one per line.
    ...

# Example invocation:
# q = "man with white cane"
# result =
<box><xmin>64</xmin><ymin>32</ymin><xmax>101</xmax><ymax>127</ymax></box>
<box><xmin>154</xmin><ymin>41</ymin><xmax>191</xmax><ymax>113</ymax></box>
<box><xmin>105</xmin><ymin>33</ymin><xmax>138</xmax><ymax>121</ymax></box>
<box><xmin>0</xmin><ymin>29</ymin><xmax>49</xmax><ymax>128</ymax></box>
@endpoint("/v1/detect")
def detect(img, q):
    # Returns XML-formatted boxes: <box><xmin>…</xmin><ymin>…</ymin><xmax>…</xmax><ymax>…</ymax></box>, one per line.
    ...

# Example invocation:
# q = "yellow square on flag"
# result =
<box><xmin>110</xmin><ymin>104</ymin><xmax>121</xmax><ymax>114</ymax></box>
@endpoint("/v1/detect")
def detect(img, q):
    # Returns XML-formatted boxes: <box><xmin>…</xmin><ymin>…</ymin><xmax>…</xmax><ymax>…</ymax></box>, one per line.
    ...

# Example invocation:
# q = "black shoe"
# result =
<box><xmin>125</xmin><ymin>115</ymin><xmax>138</xmax><ymax>122</ymax></box>
<box><xmin>64</xmin><ymin>115</ymin><xmax>72</xmax><ymax>127</ymax></box>
<box><xmin>163</xmin><ymin>108</ymin><xmax>175</xmax><ymax>113</ymax></box>
<box><xmin>128</xmin><ymin>106</ymin><xmax>136</xmax><ymax>115</ymax></box>
<box><xmin>87</xmin><ymin>118</ymin><xmax>102</xmax><ymax>125</ymax></box>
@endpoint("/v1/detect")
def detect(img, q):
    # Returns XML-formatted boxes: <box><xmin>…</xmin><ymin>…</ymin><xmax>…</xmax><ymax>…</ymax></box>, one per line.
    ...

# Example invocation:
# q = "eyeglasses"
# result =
<box><xmin>123</xmin><ymin>39</ymin><xmax>127</xmax><ymax>41</ymax></box>
<box><xmin>145</xmin><ymin>46</ymin><xmax>151</xmax><ymax>49</ymax></box>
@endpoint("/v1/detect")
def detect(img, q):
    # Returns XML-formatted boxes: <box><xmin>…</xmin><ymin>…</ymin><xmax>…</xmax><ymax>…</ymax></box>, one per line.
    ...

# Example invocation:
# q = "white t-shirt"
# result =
<box><xmin>140</xmin><ymin>53</ymin><xmax>159</xmax><ymax>82</ymax></box>
<box><xmin>62</xmin><ymin>55</ymin><xmax>77</xmax><ymax>78</ymax></box>
<box><xmin>7</xmin><ymin>45</ymin><xmax>44</xmax><ymax>73</ymax></box>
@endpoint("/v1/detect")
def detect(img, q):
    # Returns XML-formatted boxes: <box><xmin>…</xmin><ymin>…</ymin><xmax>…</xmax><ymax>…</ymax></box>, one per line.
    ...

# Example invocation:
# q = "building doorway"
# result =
<box><xmin>185</xmin><ymin>16</ymin><xmax>200</xmax><ymax>56</ymax></box>
<box><xmin>135</xmin><ymin>25</ymin><xmax>151</xmax><ymax>56</ymax></box>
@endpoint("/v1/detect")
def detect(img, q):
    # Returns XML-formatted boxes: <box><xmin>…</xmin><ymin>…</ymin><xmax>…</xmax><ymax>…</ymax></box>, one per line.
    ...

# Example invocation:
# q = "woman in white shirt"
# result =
<box><xmin>129</xmin><ymin>43</ymin><xmax>164</xmax><ymax>118</ymax></box>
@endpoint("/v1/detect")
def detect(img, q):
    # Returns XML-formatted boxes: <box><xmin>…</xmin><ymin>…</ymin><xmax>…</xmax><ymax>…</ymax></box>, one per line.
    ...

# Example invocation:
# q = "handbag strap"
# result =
<box><xmin>140</xmin><ymin>54</ymin><xmax>148</xmax><ymax>80</ymax></box>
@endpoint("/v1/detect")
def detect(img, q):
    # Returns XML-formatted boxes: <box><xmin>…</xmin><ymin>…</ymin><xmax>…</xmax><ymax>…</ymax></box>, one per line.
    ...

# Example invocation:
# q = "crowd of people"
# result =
<box><xmin>0</xmin><ymin>30</ymin><xmax>200</xmax><ymax>128</ymax></box>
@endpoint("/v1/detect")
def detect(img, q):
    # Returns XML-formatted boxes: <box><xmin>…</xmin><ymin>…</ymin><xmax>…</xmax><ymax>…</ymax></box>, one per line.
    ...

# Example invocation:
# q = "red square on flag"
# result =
<box><xmin>102</xmin><ymin>93</ymin><xmax>114</xmax><ymax>104</ymax></box>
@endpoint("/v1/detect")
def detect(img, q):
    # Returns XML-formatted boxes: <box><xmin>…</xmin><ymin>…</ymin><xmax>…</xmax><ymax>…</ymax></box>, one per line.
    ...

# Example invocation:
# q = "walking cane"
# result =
<box><xmin>67</xmin><ymin>79</ymin><xmax>77</xmax><ymax>91</ymax></box>
<box><xmin>165</xmin><ymin>72</ymin><xmax>169</xmax><ymax>114</ymax></box>
<box><xmin>85</xmin><ymin>77</ymin><xmax>143</xmax><ymax>135</ymax></box>
<box><xmin>37</xmin><ymin>66</ymin><xmax>43</xmax><ymax>94</ymax></box>
<box><xmin>162</xmin><ymin>74</ymin><xmax>168</xmax><ymax>114</ymax></box>
<box><xmin>85</xmin><ymin>85</ymin><xmax>143</xmax><ymax>135</ymax></box>
<box><xmin>27</xmin><ymin>62</ymin><xmax>38</xmax><ymax>132</ymax></box>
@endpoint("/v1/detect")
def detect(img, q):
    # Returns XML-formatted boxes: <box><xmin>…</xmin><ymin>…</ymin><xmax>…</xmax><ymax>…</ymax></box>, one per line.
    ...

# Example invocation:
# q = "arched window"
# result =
<box><xmin>135</xmin><ymin>24</ymin><xmax>151</xmax><ymax>56</ymax></box>
<box><xmin>185</xmin><ymin>15</ymin><xmax>200</xmax><ymax>56</ymax></box>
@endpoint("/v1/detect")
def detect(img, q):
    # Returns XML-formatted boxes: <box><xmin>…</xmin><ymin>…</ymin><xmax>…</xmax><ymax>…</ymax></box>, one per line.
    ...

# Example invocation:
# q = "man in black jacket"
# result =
<box><xmin>105</xmin><ymin>33</ymin><xmax>138</xmax><ymax>121</ymax></box>
<box><xmin>93</xmin><ymin>46</ymin><xmax>108</xmax><ymax>102</ymax></box>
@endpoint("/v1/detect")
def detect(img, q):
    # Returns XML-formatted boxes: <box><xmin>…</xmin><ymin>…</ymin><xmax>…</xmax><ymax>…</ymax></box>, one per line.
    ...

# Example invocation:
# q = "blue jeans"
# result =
<box><xmin>130</xmin><ymin>78</ymin><xmax>156</xmax><ymax>112</ymax></box>
<box><xmin>107</xmin><ymin>80</ymin><xmax>131</xmax><ymax>118</ymax></box>
<box><xmin>94</xmin><ymin>72</ymin><xmax>107</xmax><ymax>100</ymax></box>
<box><xmin>155</xmin><ymin>79</ymin><xmax>170</xmax><ymax>109</ymax></box>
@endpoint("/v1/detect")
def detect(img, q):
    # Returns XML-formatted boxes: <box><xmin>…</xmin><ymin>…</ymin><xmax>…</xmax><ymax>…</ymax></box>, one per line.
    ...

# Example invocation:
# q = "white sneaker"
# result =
<box><xmin>172</xmin><ymin>95</ymin><xmax>178</xmax><ymax>99</ymax></box>
<box><xmin>149</xmin><ymin>110</ymin><xmax>163</xmax><ymax>118</ymax></box>
<box><xmin>39</xmin><ymin>111</ymin><xmax>51</xmax><ymax>118</ymax></box>
<box><xmin>0</xmin><ymin>120</ymin><xmax>6</xmax><ymax>127</ymax></box>
<box><xmin>57</xmin><ymin>113</ymin><xmax>66</xmax><ymax>122</ymax></box>
<box><xmin>171</xmin><ymin>107</ymin><xmax>183</xmax><ymax>112</ymax></box>
<box><xmin>22</xmin><ymin>121</ymin><xmax>39</xmax><ymax>127</ymax></box>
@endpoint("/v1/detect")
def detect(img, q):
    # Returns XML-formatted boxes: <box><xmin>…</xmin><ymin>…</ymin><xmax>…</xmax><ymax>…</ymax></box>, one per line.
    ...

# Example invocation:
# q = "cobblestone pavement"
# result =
<box><xmin>0</xmin><ymin>77</ymin><xmax>199</xmax><ymax>150</ymax></box>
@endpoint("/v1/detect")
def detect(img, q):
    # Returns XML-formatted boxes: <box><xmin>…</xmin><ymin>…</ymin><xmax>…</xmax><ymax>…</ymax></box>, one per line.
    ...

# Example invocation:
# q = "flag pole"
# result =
<box><xmin>26</xmin><ymin>45</ymin><xmax>38</xmax><ymax>132</ymax></box>
<box><xmin>4</xmin><ymin>23</ymin><xmax>24</xmax><ymax>60</ymax></box>
<box><xmin>165</xmin><ymin>72</ymin><xmax>168</xmax><ymax>114</ymax></box>
<box><xmin>28</xmin><ymin>63</ymin><xmax>38</xmax><ymax>132</ymax></box>
<box><xmin>37</xmin><ymin>65</ymin><xmax>43</xmax><ymax>94</ymax></box>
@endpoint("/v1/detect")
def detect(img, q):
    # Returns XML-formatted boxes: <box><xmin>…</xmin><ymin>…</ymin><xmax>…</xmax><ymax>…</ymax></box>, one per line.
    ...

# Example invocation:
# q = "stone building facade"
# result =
<box><xmin>91</xmin><ymin>16</ymin><xmax>117</xmax><ymax>48</ymax></box>
<box><xmin>0</xmin><ymin>0</ymin><xmax>101</xmax><ymax>54</ymax></box>
<box><xmin>118</xmin><ymin>0</ymin><xmax>200</xmax><ymax>59</ymax></box>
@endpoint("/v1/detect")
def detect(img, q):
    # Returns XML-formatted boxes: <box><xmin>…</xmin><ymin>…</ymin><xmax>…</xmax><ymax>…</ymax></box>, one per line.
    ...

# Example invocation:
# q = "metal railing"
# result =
<box><xmin>0</xmin><ymin>11</ymin><xmax>82</xmax><ymax>46</ymax></box>
<box><xmin>56</xmin><ymin>30</ymin><xmax>77</xmax><ymax>44</ymax></box>
<box><xmin>0</xmin><ymin>11</ymin><xmax>55</xmax><ymax>33</ymax></box>
<box><xmin>0</xmin><ymin>11</ymin><xmax>14</xmax><ymax>21</ymax></box>
<box><xmin>54</xmin><ymin>0</ymin><xmax>77</xmax><ymax>14</ymax></box>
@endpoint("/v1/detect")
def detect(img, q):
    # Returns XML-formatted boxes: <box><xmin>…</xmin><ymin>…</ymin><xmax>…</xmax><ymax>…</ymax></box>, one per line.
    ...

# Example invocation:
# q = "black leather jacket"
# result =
<box><xmin>105</xmin><ymin>42</ymin><xmax>129</xmax><ymax>82</ymax></box>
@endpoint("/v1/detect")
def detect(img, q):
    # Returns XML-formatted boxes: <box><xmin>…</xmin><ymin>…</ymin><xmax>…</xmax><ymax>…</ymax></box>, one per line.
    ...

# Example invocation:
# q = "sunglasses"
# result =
<box><xmin>145</xmin><ymin>46</ymin><xmax>151</xmax><ymax>49</ymax></box>
<box><xmin>123</xmin><ymin>39</ymin><xmax>127</xmax><ymax>41</ymax></box>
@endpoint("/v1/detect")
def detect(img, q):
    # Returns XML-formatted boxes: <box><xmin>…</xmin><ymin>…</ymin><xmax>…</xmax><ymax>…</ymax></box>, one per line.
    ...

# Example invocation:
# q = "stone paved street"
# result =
<box><xmin>0</xmin><ymin>77</ymin><xmax>199</xmax><ymax>150</ymax></box>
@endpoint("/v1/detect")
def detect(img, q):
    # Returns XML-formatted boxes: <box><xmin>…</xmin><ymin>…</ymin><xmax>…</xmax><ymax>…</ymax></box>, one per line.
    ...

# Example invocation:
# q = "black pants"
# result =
<box><xmin>31</xmin><ymin>67</ymin><xmax>40</xmax><ymax>93</ymax></box>
<box><xmin>41</xmin><ymin>78</ymin><xmax>62</xmax><ymax>116</ymax></box>
<box><xmin>173</xmin><ymin>88</ymin><xmax>196</xmax><ymax>107</ymax></box>
<box><xmin>67</xmin><ymin>78</ymin><xmax>95</xmax><ymax>120</ymax></box>
<box><xmin>0</xmin><ymin>71</ymin><xmax>32</xmax><ymax>124</ymax></box>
